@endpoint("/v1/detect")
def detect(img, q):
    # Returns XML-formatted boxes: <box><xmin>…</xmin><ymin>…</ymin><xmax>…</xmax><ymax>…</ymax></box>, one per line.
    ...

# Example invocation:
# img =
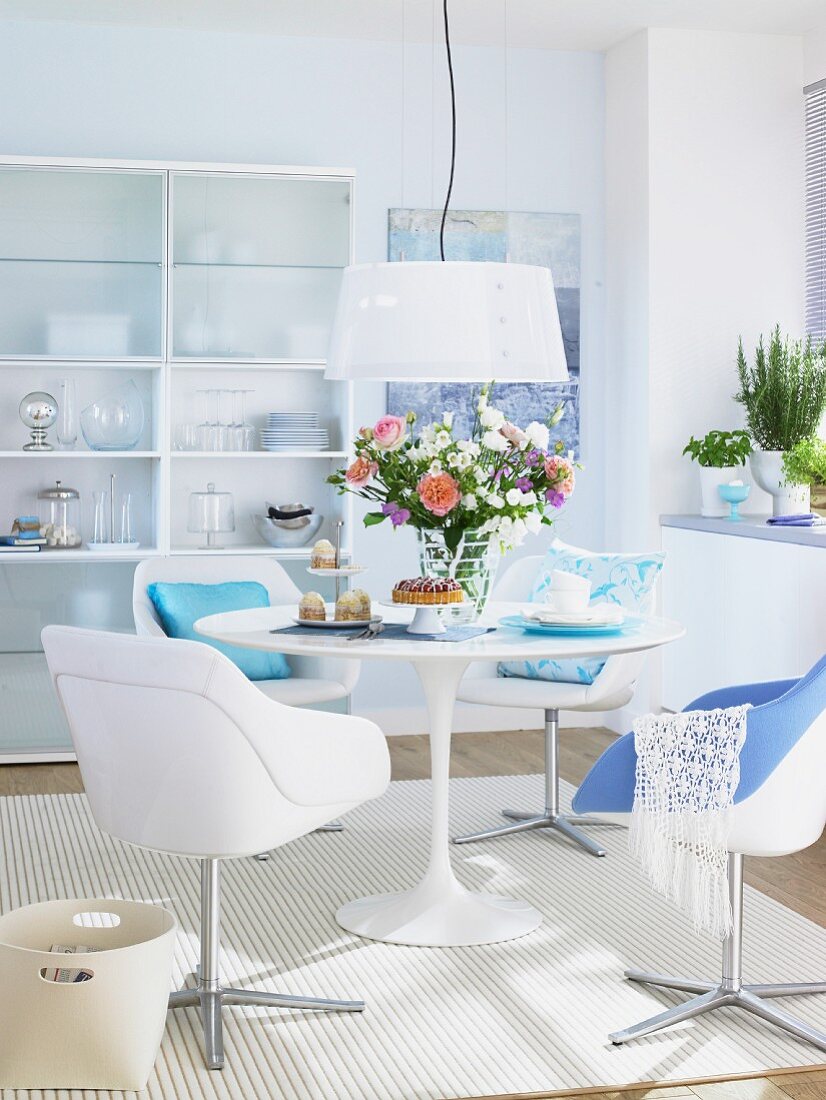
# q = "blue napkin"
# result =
<box><xmin>271</xmin><ymin>623</ymin><xmax>494</xmax><ymax>642</ymax></box>
<box><xmin>766</xmin><ymin>513</ymin><xmax>826</xmax><ymax>527</ymax></box>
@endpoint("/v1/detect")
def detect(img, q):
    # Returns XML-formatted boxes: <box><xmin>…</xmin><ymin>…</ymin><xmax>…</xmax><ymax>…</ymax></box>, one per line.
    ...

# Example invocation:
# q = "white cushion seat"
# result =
<box><xmin>254</xmin><ymin>677</ymin><xmax>350</xmax><ymax>706</ymax></box>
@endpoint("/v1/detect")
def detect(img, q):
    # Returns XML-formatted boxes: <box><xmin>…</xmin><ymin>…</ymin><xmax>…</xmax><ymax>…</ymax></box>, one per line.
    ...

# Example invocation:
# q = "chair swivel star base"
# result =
<box><xmin>452</xmin><ymin>709</ymin><xmax>618</xmax><ymax>857</ymax></box>
<box><xmin>610</xmin><ymin>854</ymin><xmax>826</xmax><ymax>1051</ymax></box>
<box><xmin>168</xmin><ymin>860</ymin><xmax>364</xmax><ymax>1071</ymax></box>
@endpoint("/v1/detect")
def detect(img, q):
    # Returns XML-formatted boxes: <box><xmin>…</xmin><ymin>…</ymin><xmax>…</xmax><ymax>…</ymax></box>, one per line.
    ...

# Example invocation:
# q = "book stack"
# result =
<box><xmin>0</xmin><ymin>536</ymin><xmax>44</xmax><ymax>553</ymax></box>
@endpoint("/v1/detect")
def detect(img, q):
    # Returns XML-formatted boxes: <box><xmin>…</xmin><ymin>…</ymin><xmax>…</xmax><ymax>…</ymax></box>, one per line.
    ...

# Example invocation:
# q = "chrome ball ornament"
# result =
<box><xmin>19</xmin><ymin>391</ymin><xmax>58</xmax><ymax>451</ymax></box>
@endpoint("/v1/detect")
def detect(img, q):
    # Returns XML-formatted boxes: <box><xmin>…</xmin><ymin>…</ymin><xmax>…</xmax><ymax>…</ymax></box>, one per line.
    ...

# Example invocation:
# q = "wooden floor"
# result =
<box><xmin>4</xmin><ymin>728</ymin><xmax>826</xmax><ymax>1100</ymax></box>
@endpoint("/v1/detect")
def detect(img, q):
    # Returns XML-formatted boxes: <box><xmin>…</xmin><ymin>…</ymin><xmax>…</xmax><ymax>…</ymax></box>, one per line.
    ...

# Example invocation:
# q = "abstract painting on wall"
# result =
<box><xmin>386</xmin><ymin>208</ymin><xmax>580</xmax><ymax>454</ymax></box>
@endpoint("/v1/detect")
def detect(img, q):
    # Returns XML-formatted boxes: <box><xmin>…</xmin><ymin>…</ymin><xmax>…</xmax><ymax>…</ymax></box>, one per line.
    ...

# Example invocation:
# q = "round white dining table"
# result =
<box><xmin>195</xmin><ymin>601</ymin><xmax>684</xmax><ymax>948</ymax></box>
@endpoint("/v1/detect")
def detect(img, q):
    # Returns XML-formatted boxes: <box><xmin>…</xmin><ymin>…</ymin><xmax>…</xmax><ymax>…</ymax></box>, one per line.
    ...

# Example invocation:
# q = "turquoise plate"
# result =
<box><xmin>498</xmin><ymin>614</ymin><xmax>642</xmax><ymax>637</ymax></box>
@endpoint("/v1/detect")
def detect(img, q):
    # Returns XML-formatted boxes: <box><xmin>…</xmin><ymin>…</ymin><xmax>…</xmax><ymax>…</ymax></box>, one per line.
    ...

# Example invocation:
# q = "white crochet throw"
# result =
<box><xmin>629</xmin><ymin>705</ymin><xmax>750</xmax><ymax>940</ymax></box>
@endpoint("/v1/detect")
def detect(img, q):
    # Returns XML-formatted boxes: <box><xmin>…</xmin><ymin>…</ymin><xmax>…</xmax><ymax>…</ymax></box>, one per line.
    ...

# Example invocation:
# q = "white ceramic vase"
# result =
<box><xmin>749</xmin><ymin>450</ymin><xmax>810</xmax><ymax>517</ymax></box>
<box><xmin>699</xmin><ymin>465</ymin><xmax>739</xmax><ymax>517</ymax></box>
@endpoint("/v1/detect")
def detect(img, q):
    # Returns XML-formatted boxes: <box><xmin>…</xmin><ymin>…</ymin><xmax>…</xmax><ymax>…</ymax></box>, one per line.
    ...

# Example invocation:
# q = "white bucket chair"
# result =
<box><xmin>134</xmin><ymin>556</ymin><xmax>360</xmax><ymax>839</ymax></box>
<box><xmin>574</xmin><ymin>655</ymin><xmax>826</xmax><ymax>1050</ymax></box>
<box><xmin>42</xmin><ymin>626</ymin><xmax>391</xmax><ymax>1071</ymax></box>
<box><xmin>133</xmin><ymin>556</ymin><xmax>359</xmax><ymax>707</ymax></box>
<box><xmin>453</xmin><ymin>554</ymin><xmax>653</xmax><ymax>857</ymax></box>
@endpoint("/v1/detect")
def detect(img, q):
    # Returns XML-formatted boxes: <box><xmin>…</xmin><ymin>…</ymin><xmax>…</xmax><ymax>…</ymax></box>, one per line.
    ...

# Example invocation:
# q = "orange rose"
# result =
<box><xmin>417</xmin><ymin>472</ymin><xmax>461</xmax><ymax>517</ymax></box>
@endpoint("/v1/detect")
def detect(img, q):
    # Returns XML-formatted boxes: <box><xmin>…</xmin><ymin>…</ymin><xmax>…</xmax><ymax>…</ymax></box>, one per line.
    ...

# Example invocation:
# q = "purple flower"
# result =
<box><xmin>390</xmin><ymin>508</ymin><xmax>410</xmax><ymax>527</ymax></box>
<box><xmin>381</xmin><ymin>502</ymin><xmax>400</xmax><ymax>516</ymax></box>
<box><xmin>516</xmin><ymin>477</ymin><xmax>533</xmax><ymax>493</ymax></box>
<box><xmin>545</xmin><ymin>489</ymin><xmax>565</xmax><ymax>508</ymax></box>
<box><xmin>524</xmin><ymin>450</ymin><xmax>540</xmax><ymax>467</ymax></box>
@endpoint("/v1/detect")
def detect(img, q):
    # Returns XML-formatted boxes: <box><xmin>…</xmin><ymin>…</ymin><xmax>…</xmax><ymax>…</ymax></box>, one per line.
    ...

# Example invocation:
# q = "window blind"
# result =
<box><xmin>806</xmin><ymin>78</ymin><xmax>826</xmax><ymax>340</ymax></box>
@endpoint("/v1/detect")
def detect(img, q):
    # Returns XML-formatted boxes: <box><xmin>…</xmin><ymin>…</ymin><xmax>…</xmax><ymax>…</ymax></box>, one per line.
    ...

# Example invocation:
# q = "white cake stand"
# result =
<box><xmin>379</xmin><ymin>599</ymin><xmax>470</xmax><ymax>635</ymax></box>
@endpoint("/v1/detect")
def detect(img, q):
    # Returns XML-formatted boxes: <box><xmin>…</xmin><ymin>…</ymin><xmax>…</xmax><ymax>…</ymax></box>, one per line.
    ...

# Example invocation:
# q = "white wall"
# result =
<box><xmin>0</xmin><ymin>18</ymin><xmax>605</xmax><ymax>725</ymax></box>
<box><xmin>605</xmin><ymin>28</ymin><xmax>806</xmax><ymax>714</ymax></box>
<box><xmin>805</xmin><ymin>24</ymin><xmax>826</xmax><ymax>85</ymax></box>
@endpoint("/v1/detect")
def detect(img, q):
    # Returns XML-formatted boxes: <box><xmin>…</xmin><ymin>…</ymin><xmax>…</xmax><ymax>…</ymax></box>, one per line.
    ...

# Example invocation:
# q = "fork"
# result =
<box><xmin>348</xmin><ymin>620</ymin><xmax>383</xmax><ymax>642</ymax></box>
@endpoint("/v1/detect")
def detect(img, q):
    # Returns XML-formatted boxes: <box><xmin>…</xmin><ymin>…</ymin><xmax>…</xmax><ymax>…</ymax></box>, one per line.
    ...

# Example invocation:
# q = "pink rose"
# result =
<box><xmin>373</xmin><ymin>415</ymin><xmax>407</xmax><ymax>451</ymax></box>
<box><xmin>345</xmin><ymin>454</ymin><xmax>378</xmax><ymax>487</ymax></box>
<box><xmin>417</xmin><ymin>472</ymin><xmax>461</xmax><ymax>517</ymax></box>
<box><xmin>500</xmin><ymin>421</ymin><xmax>527</xmax><ymax>445</ymax></box>
<box><xmin>558</xmin><ymin>474</ymin><xmax>575</xmax><ymax>496</ymax></box>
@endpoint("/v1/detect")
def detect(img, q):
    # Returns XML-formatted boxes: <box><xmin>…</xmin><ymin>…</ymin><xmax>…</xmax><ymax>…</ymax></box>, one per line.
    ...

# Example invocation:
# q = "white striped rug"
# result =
<box><xmin>2</xmin><ymin>774</ymin><xmax>826</xmax><ymax>1099</ymax></box>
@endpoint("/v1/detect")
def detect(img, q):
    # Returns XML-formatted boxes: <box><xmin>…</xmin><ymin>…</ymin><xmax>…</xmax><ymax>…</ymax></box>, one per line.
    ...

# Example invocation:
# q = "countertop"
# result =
<box><xmin>660</xmin><ymin>513</ymin><xmax>826</xmax><ymax>548</ymax></box>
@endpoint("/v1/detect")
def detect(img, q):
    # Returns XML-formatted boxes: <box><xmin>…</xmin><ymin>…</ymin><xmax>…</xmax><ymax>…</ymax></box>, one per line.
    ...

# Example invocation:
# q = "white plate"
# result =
<box><xmin>522</xmin><ymin>605</ymin><xmax>624</xmax><ymax>626</ymax></box>
<box><xmin>86</xmin><ymin>541</ymin><xmax>141</xmax><ymax>552</ymax></box>
<box><xmin>291</xmin><ymin>613</ymin><xmax>381</xmax><ymax>629</ymax></box>
<box><xmin>306</xmin><ymin>565</ymin><xmax>367</xmax><ymax>577</ymax></box>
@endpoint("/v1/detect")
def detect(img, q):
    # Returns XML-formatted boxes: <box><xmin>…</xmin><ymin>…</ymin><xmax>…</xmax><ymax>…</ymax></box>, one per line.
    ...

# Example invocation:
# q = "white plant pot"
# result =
<box><xmin>749</xmin><ymin>450</ymin><xmax>810</xmax><ymax>517</ymax></box>
<box><xmin>699</xmin><ymin>466</ymin><xmax>739</xmax><ymax>517</ymax></box>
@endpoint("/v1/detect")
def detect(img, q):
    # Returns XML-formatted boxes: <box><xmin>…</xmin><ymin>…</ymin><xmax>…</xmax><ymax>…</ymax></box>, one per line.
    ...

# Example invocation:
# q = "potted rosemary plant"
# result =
<box><xmin>734</xmin><ymin>327</ymin><xmax>826</xmax><ymax>515</ymax></box>
<box><xmin>682</xmin><ymin>430</ymin><xmax>752</xmax><ymax>517</ymax></box>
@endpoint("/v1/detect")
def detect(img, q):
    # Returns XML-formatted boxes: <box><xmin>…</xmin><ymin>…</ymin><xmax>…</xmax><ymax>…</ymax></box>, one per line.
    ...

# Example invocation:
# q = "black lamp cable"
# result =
<box><xmin>439</xmin><ymin>0</ymin><xmax>456</xmax><ymax>261</ymax></box>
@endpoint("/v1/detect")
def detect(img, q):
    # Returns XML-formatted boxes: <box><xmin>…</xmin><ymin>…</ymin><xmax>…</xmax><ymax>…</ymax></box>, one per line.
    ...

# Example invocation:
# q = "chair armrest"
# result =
<box><xmin>287</xmin><ymin>654</ymin><xmax>360</xmax><ymax>695</ymax></box>
<box><xmin>134</xmin><ymin>602</ymin><xmax>166</xmax><ymax>637</ymax></box>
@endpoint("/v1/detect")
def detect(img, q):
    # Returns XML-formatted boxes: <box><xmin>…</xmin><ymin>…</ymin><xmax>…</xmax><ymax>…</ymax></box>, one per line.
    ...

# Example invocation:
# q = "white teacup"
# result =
<box><xmin>549</xmin><ymin>569</ymin><xmax>591</xmax><ymax>613</ymax></box>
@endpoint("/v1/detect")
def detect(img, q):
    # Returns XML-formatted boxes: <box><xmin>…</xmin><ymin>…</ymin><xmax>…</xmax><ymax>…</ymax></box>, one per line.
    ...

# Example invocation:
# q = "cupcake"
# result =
<box><xmin>298</xmin><ymin>591</ymin><xmax>326</xmax><ymax>621</ymax></box>
<box><xmin>310</xmin><ymin>538</ymin><xmax>337</xmax><ymax>569</ymax></box>
<box><xmin>335</xmin><ymin>591</ymin><xmax>362</xmax><ymax>621</ymax></box>
<box><xmin>351</xmin><ymin>588</ymin><xmax>371</xmax><ymax>619</ymax></box>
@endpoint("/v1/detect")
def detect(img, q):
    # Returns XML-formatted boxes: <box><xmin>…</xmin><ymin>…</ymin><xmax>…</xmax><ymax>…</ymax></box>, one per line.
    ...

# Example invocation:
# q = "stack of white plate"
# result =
<box><xmin>262</xmin><ymin>412</ymin><xmax>329</xmax><ymax>452</ymax></box>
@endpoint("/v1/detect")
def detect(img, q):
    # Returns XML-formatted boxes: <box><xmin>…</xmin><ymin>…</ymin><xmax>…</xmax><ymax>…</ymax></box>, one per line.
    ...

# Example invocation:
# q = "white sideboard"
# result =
<box><xmin>661</xmin><ymin>516</ymin><xmax>826</xmax><ymax>711</ymax></box>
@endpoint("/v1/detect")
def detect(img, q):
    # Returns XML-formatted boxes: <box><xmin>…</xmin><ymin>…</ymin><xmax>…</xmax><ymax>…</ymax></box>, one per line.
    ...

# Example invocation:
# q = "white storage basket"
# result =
<box><xmin>0</xmin><ymin>897</ymin><xmax>176</xmax><ymax>1091</ymax></box>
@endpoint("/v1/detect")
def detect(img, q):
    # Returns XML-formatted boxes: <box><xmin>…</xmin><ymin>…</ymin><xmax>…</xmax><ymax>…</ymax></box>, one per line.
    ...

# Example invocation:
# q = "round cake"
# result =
<box><xmin>335</xmin><ymin>591</ymin><xmax>362</xmax><ymax>621</ymax></box>
<box><xmin>310</xmin><ymin>539</ymin><xmax>337</xmax><ymax>569</ymax></box>
<box><xmin>392</xmin><ymin>577</ymin><xmax>463</xmax><ymax>606</ymax></box>
<box><xmin>298</xmin><ymin>591</ymin><xmax>326</xmax><ymax>621</ymax></box>
<box><xmin>351</xmin><ymin>588</ymin><xmax>371</xmax><ymax>619</ymax></box>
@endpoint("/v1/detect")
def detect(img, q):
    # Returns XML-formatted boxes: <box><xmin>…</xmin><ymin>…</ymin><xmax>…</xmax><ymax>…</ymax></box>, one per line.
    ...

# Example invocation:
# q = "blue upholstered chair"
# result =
<box><xmin>574</xmin><ymin>655</ymin><xmax>826</xmax><ymax>1050</ymax></box>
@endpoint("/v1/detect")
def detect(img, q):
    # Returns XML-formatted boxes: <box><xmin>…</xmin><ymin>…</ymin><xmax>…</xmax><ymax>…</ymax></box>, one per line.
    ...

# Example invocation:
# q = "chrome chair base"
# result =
<box><xmin>453</xmin><ymin>808</ymin><xmax>613</xmax><ymax>857</ymax></box>
<box><xmin>170</xmin><ymin>859</ymin><xmax>364</xmax><ymax>1070</ymax></box>
<box><xmin>611</xmin><ymin>973</ymin><xmax>826</xmax><ymax>1050</ymax></box>
<box><xmin>452</xmin><ymin>708</ymin><xmax>618</xmax><ymax>856</ymax></box>
<box><xmin>611</xmin><ymin>853</ymin><xmax>826</xmax><ymax>1052</ymax></box>
<box><xmin>169</xmin><ymin>984</ymin><xmax>364</xmax><ymax>1070</ymax></box>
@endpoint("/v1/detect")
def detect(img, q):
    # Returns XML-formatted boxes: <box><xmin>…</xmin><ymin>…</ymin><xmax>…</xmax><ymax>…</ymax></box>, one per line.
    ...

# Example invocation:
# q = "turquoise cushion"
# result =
<box><xmin>147</xmin><ymin>581</ymin><xmax>291</xmax><ymax>682</ymax></box>
<box><xmin>498</xmin><ymin>540</ymin><xmax>665</xmax><ymax>686</ymax></box>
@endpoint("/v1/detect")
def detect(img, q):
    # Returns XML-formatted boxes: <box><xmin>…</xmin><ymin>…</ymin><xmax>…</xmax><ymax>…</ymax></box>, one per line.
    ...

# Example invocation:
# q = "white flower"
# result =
<box><xmin>505</xmin><ymin>487</ymin><xmax>522</xmax><ymax>507</ymax></box>
<box><xmin>549</xmin><ymin>403</ymin><xmax>565</xmax><ymax>427</ymax></box>
<box><xmin>442</xmin><ymin>411</ymin><xmax>454</xmax><ymax>429</ymax></box>
<box><xmin>488</xmin><ymin>493</ymin><xmax>505</xmax><ymax>509</ymax></box>
<box><xmin>455</xmin><ymin>450</ymin><xmax>473</xmax><ymax>470</ymax></box>
<box><xmin>521</xmin><ymin>489</ymin><xmax>538</xmax><ymax>505</ymax></box>
<box><xmin>474</xmin><ymin>466</ymin><xmax>489</xmax><ymax>484</ymax></box>
<box><xmin>525</xmin><ymin>512</ymin><xmax>542</xmax><ymax>535</ymax></box>
<box><xmin>462</xmin><ymin>493</ymin><xmax>478</xmax><ymax>510</ymax></box>
<box><xmin>447</xmin><ymin>452</ymin><xmax>461</xmax><ymax>468</ymax></box>
<box><xmin>525</xmin><ymin>421</ymin><xmax>550</xmax><ymax>451</ymax></box>
<box><xmin>511</xmin><ymin>517</ymin><xmax>528</xmax><ymax>544</ymax></box>
<box><xmin>480</xmin><ymin>406</ymin><xmax>505</xmax><ymax>431</ymax></box>
<box><xmin>407</xmin><ymin>445</ymin><xmax>423</xmax><ymax>462</ymax></box>
<box><xmin>457</xmin><ymin>439</ymin><xmax>480</xmax><ymax>455</ymax></box>
<box><xmin>482</xmin><ymin>429</ymin><xmax>508</xmax><ymax>453</ymax></box>
<box><xmin>420</xmin><ymin>425</ymin><xmax>436</xmax><ymax>444</ymax></box>
<box><xmin>428</xmin><ymin>459</ymin><xmax>443</xmax><ymax>475</ymax></box>
<box><xmin>422</xmin><ymin>441</ymin><xmax>439</xmax><ymax>458</ymax></box>
<box><xmin>435</xmin><ymin>430</ymin><xmax>452</xmax><ymax>450</ymax></box>
<box><xmin>477</xmin><ymin>391</ymin><xmax>489</xmax><ymax>412</ymax></box>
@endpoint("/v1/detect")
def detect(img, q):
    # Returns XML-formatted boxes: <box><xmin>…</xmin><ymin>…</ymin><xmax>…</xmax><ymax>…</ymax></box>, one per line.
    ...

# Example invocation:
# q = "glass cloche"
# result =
<box><xmin>38</xmin><ymin>480</ymin><xmax>82</xmax><ymax>549</ymax></box>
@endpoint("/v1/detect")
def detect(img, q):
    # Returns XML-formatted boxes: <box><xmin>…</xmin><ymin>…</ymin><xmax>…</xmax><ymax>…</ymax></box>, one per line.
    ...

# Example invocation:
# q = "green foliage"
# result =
<box><xmin>734</xmin><ymin>326</ymin><xmax>826</xmax><ymax>451</ymax></box>
<box><xmin>682</xmin><ymin>429</ymin><xmax>751</xmax><ymax>468</ymax></box>
<box><xmin>781</xmin><ymin>437</ymin><xmax>826</xmax><ymax>486</ymax></box>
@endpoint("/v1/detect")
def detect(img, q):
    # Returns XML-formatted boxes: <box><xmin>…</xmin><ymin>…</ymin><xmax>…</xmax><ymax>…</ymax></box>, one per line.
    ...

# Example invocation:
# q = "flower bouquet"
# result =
<box><xmin>328</xmin><ymin>385</ymin><xmax>578</xmax><ymax>617</ymax></box>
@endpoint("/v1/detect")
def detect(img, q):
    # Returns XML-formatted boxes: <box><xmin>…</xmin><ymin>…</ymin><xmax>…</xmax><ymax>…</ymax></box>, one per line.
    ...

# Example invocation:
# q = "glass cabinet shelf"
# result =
<box><xmin>172</xmin><ymin>261</ymin><xmax>343</xmax><ymax>270</ymax></box>
<box><xmin>0</xmin><ymin>258</ymin><xmax>163</xmax><ymax>265</ymax></box>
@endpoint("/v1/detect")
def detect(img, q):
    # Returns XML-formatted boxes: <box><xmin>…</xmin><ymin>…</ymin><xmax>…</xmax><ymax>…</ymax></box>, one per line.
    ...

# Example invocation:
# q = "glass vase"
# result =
<box><xmin>417</xmin><ymin>528</ymin><xmax>501</xmax><ymax>623</ymax></box>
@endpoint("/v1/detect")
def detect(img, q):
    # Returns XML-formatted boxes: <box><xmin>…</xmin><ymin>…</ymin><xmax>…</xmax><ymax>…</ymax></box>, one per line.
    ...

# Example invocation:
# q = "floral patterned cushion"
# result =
<box><xmin>497</xmin><ymin>539</ymin><xmax>665</xmax><ymax>686</ymax></box>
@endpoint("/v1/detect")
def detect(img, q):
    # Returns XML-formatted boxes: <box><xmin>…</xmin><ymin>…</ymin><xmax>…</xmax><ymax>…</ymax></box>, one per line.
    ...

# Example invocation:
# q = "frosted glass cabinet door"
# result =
<box><xmin>171</xmin><ymin>173</ymin><xmax>350</xmax><ymax>360</ymax></box>
<box><xmin>0</xmin><ymin>167</ymin><xmax>164</xmax><ymax>358</ymax></box>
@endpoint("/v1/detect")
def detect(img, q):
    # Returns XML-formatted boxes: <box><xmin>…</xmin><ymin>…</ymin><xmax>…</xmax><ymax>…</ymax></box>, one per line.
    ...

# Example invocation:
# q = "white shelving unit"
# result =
<box><xmin>0</xmin><ymin>155</ymin><xmax>355</xmax><ymax>758</ymax></box>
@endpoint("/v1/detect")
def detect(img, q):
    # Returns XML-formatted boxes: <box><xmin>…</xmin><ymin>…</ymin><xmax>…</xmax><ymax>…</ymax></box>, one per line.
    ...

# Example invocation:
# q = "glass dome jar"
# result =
<box><xmin>38</xmin><ymin>480</ymin><xmax>82</xmax><ymax>549</ymax></box>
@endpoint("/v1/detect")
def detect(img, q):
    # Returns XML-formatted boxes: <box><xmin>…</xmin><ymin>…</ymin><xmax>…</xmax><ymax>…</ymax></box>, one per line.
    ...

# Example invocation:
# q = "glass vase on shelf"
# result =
<box><xmin>56</xmin><ymin>378</ymin><xmax>77</xmax><ymax>450</ymax></box>
<box><xmin>417</xmin><ymin>528</ymin><xmax>501</xmax><ymax>623</ymax></box>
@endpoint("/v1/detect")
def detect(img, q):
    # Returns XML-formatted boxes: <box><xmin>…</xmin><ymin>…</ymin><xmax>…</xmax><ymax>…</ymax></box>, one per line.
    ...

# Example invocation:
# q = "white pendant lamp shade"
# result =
<box><xmin>325</xmin><ymin>261</ymin><xmax>568</xmax><ymax>382</ymax></box>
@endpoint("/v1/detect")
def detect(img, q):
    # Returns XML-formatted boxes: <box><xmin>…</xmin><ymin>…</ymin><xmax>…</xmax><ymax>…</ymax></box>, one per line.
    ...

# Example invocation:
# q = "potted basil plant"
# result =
<box><xmin>682</xmin><ymin>430</ymin><xmax>752</xmax><ymax>517</ymax></box>
<box><xmin>735</xmin><ymin>327</ymin><xmax>826</xmax><ymax>515</ymax></box>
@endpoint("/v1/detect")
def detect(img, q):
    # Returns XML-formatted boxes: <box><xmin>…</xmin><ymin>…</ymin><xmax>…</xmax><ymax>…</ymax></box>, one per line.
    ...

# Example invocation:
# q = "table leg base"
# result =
<box><xmin>336</xmin><ymin>882</ymin><xmax>542</xmax><ymax>947</ymax></box>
